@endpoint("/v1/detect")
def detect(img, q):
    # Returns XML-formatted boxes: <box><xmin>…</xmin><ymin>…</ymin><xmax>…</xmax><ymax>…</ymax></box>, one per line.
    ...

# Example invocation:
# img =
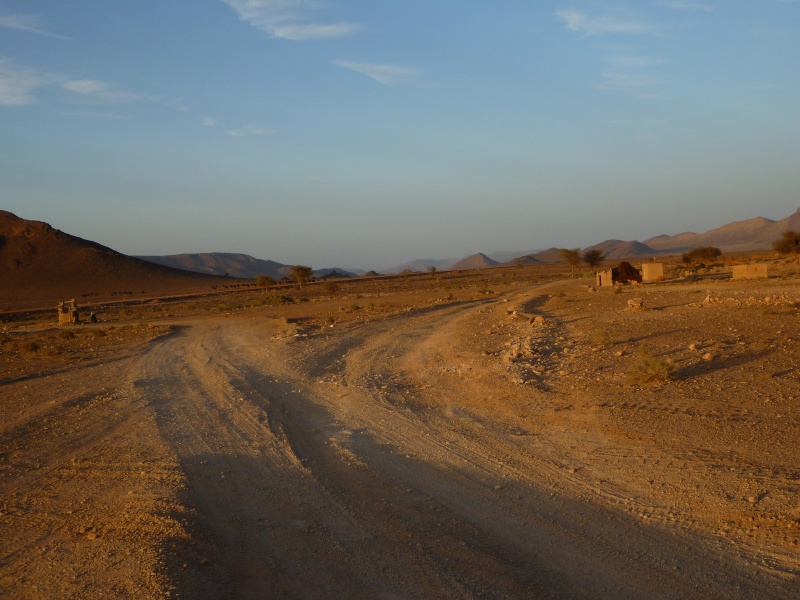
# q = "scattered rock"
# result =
<box><xmin>626</xmin><ymin>298</ymin><xmax>645</xmax><ymax>311</ymax></box>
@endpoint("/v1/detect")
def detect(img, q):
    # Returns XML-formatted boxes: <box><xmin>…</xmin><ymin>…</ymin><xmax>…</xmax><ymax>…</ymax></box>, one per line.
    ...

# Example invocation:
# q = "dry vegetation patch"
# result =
<box><xmin>0</xmin><ymin>324</ymin><xmax>173</xmax><ymax>380</ymax></box>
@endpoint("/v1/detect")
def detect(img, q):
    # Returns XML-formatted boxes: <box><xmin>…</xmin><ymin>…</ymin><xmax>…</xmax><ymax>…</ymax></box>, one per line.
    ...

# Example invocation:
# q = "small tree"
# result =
<box><xmin>773</xmin><ymin>230</ymin><xmax>800</xmax><ymax>259</ymax></box>
<box><xmin>427</xmin><ymin>265</ymin><xmax>438</xmax><ymax>278</ymax></box>
<box><xmin>582</xmin><ymin>249</ymin><xmax>605</xmax><ymax>269</ymax></box>
<box><xmin>559</xmin><ymin>248</ymin><xmax>581</xmax><ymax>277</ymax></box>
<box><xmin>256</xmin><ymin>274</ymin><xmax>275</xmax><ymax>289</ymax></box>
<box><xmin>289</xmin><ymin>265</ymin><xmax>313</xmax><ymax>289</ymax></box>
<box><xmin>682</xmin><ymin>246</ymin><xmax>721</xmax><ymax>264</ymax></box>
<box><xmin>323</xmin><ymin>280</ymin><xmax>339</xmax><ymax>299</ymax></box>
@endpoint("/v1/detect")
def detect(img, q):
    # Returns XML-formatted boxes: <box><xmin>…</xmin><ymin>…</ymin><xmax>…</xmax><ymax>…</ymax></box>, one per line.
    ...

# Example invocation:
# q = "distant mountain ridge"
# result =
<box><xmin>581</xmin><ymin>240</ymin><xmax>660</xmax><ymax>260</ymax></box>
<box><xmin>451</xmin><ymin>253</ymin><xmax>499</xmax><ymax>270</ymax></box>
<box><xmin>383</xmin><ymin>257</ymin><xmax>459</xmax><ymax>274</ymax></box>
<box><xmin>136</xmin><ymin>253</ymin><xmax>358</xmax><ymax>279</ymax></box>
<box><xmin>450</xmin><ymin>207</ymin><xmax>800</xmax><ymax>268</ymax></box>
<box><xmin>643</xmin><ymin>210</ymin><xmax>800</xmax><ymax>253</ymax></box>
<box><xmin>4</xmin><ymin>206</ymin><xmax>797</xmax><ymax>307</ymax></box>
<box><xmin>0</xmin><ymin>210</ymin><xmax>228</xmax><ymax>305</ymax></box>
<box><xmin>137</xmin><ymin>252</ymin><xmax>288</xmax><ymax>279</ymax></box>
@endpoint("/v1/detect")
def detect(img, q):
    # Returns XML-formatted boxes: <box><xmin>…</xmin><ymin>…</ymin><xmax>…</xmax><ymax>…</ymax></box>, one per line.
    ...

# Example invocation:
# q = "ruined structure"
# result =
<box><xmin>57</xmin><ymin>299</ymin><xmax>79</xmax><ymax>325</ymax></box>
<box><xmin>732</xmin><ymin>264</ymin><xmax>768</xmax><ymax>280</ymax></box>
<box><xmin>612</xmin><ymin>262</ymin><xmax>643</xmax><ymax>284</ymax></box>
<box><xmin>596</xmin><ymin>262</ymin><xmax>643</xmax><ymax>287</ymax></box>
<box><xmin>596</xmin><ymin>270</ymin><xmax>614</xmax><ymax>287</ymax></box>
<box><xmin>642</xmin><ymin>263</ymin><xmax>665</xmax><ymax>282</ymax></box>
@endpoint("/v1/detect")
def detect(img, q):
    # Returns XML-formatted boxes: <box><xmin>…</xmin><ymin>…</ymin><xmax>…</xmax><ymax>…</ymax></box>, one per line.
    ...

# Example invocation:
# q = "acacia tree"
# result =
<box><xmin>773</xmin><ymin>230</ymin><xmax>800</xmax><ymax>260</ymax></box>
<box><xmin>559</xmin><ymin>248</ymin><xmax>581</xmax><ymax>277</ymax></box>
<box><xmin>289</xmin><ymin>265</ymin><xmax>313</xmax><ymax>289</ymax></box>
<box><xmin>682</xmin><ymin>246</ymin><xmax>721</xmax><ymax>264</ymax></box>
<box><xmin>256</xmin><ymin>274</ymin><xmax>275</xmax><ymax>289</ymax></box>
<box><xmin>323</xmin><ymin>280</ymin><xmax>339</xmax><ymax>299</ymax></box>
<box><xmin>427</xmin><ymin>265</ymin><xmax>438</xmax><ymax>278</ymax></box>
<box><xmin>582</xmin><ymin>249</ymin><xmax>605</xmax><ymax>269</ymax></box>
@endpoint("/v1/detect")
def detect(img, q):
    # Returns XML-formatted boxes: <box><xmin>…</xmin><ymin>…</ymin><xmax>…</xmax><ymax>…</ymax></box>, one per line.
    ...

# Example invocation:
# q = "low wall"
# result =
<box><xmin>732</xmin><ymin>264</ymin><xmax>768</xmax><ymax>280</ymax></box>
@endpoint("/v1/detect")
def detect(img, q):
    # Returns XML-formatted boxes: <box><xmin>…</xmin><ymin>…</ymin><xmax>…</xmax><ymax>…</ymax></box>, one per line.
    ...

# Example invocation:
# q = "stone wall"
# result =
<box><xmin>732</xmin><ymin>264</ymin><xmax>768</xmax><ymax>280</ymax></box>
<box><xmin>596</xmin><ymin>270</ymin><xmax>614</xmax><ymax>287</ymax></box>
<box><xmin>642</xmin><ymin>263</ymin><xmax>664</xmax><ymax>282</ymax></box>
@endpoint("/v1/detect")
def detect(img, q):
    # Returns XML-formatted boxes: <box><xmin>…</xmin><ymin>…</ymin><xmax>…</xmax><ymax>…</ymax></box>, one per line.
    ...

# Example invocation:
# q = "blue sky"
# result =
<box><xmin>1</xmin><ymin>1</ymin><xmax>798</xmax><ymax>270</ymax></box>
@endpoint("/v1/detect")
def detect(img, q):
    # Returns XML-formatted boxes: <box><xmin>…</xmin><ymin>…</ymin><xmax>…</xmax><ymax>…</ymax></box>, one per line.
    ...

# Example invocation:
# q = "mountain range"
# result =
<box><xmin>0</xmin><ymin>210</ymin><xmax>230</xmax><ymax>306</ymax></box>
<box><xmin>389</xmin><ymin>207</ymin><xmax>800</xmax><ymax>269</ymax></box>
<box><xmin>2</xmin><ymin>207</ymin><xmax>798</xmax><ymax>308</ymax></box>
<box><xmin>136</xmin><ymin>252</ymin><xmax>360</xmax><ymax>280</ymax></box>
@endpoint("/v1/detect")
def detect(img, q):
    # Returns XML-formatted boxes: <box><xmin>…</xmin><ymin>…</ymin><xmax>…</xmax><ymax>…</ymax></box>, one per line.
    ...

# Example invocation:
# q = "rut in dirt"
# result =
<box><xmin>135</xmin><ymin>300</ymin><xmax>797</xmax><ymax>599</ymax></box>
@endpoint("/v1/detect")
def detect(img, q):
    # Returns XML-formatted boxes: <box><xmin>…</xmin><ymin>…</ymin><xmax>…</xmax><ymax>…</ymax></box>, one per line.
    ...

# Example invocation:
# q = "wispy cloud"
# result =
<box><xmin>556</xmin><ymin>10</ymin><xmax>657</xmax><ymax>36</ymax></box>
<box><xmin>658</xmin><ymin>1</ymin><xmax>713</xmax><ymax>10</ymax></box>
<box><xmin>333</xmin><ymin>60</ymin><xmax>430</xmax><ymax>86</ymax></box>
<box><xmin>221</xmin><ymin>0</ymin><xmax>360</xmax><ymax>40</ymax></box>
<box><xmin>61</xmin><ymin>79</ymin><xmax>143</xmax><ymax>102</ymax></box>
<box><xmin>61</xmin><ymin>110</ymin><xmax>131</xmax><ymax>120</ymax></box>
<box><xmin>0</xmin><ymin>10</ymin><xmax>71</xmax><ymax>40</ymax></box>
<box><xmin>201</xmin><ymin>117</ymin><xmax>218</xmax><ymax>127</ymax></box>
<box><xmin>598</xmin><ymin>72</ymin><xmax>659</xmax><ymax>92</ymax></box>
<box><xmin>226</xmin><ymin>124</ymin><xmax>272</xmax><ymax>137</ymax></box>
<box><xmin>598</xmin><ymin>53</ymin><xmax>663</xmax><ymax>96</ymax></box>
<box><xmin>0</xmin><ymin>58</ymin><xmax>45</xmax><ymax>105</ymax></box>
<box><xmin>607</xmin><ymin>55</ymin><xmax>663</xmax><ymax>68</ymax></box>
<box><xmin>0</xmin><ymin>57</ymin><xmax>181</xmax><ymax>112</ymax></box>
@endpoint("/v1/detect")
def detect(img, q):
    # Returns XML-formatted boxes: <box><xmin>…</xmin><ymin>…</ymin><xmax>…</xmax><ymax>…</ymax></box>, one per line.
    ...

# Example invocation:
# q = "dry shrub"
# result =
<box><xmin>19</xmin><ymin>340</ymin><xmax>40</xmax><ymax>354</ymax></box>
<box><xmin>590</xmin><ymin>329</ymin><xmax>614</xmax><ymax>347</ymax></box>
<box><xmin>626</xmin><ymin>348</ymin><xmax>674</xmax><ymax>386</ymax></box>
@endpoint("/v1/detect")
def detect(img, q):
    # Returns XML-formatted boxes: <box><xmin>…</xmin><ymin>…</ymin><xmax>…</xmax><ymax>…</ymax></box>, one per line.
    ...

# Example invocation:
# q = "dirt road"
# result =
<box><xmin>2</xmin><ymin>280</ymin><xmax>798</xmax><ymax>598</ymax></box>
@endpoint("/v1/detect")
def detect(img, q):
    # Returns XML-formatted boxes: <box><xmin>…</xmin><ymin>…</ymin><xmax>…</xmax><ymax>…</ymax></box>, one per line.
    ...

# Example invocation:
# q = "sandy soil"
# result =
<box><xmin>1</xmin><ymin>263</ymin><xmax>799</xmax><ymax>598</ymax></box>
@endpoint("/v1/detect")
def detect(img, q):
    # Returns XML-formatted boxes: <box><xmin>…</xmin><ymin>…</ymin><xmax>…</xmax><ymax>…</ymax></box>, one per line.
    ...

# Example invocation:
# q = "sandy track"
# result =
<box><xmin>2</xmin><ymin>282</ymin><xmax>798</xmax><ymax>598</ymax></box>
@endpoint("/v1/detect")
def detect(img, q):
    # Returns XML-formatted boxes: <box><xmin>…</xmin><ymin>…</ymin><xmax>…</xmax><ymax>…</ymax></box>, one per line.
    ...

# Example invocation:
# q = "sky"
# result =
<box><xmin>1</xmin><ymin>1</ymin><xmax>799</xmax><ymax>270</ymax></box>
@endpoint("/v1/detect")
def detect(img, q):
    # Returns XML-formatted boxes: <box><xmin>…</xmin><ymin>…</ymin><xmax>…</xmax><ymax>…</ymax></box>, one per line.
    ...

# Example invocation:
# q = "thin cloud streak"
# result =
<box><xmin>607</xmin><ymin>55</ymin><xmax>663</xmax><ymax>68</ymax></box>
<box><xmin>599</xmin><ymin>53</ymin><xmax>663</xmax><ymax>96</ymax></box>
<box><xmin>61</xmin><ymin>79</ymin><xmax>142</xmax><ymax>103</ymax></box>
<box><xmin>333</xmin><ymin>60</ymin><xmax>430</xmax><ymax>86</ymax></box>
<box><xmin>0</xmin><ymin>11</ymin><xmax>71</xmax><ymax>40</ymax></box>
<box><xmin>0</xmin><ymin>57</ymin><xmax>182</xmax><ymax>111</ymax></box>
<box><xmin>658</xmin><ymin>1</ymin><xmax>713</xmax><ymax>11</ymax></box>
<box><xmin>226</xmin><ymin>124</ymin><xmax>272</xmax><ymax>137</ymax></box>
<box><xmin>598</xmin><ymin>72</ymin><xmax>659</xmax><ymax>91</ymax></box>
<box><xmin>556</xmin><ymin>10</ymin><xmax>658</xmax><ymax>36</ymax></box>
<box><xmin>221</xmin><ymin>0</ymin><xmax>360</xmax><ymax>40</ymax></box>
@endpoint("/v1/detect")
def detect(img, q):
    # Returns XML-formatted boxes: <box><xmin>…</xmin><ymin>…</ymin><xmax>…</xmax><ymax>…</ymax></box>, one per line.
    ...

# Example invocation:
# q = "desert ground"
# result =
<box><xmin>1</xmin><ymin>259</ymin><xmax>799</xmax><ymax>599</ymax></box>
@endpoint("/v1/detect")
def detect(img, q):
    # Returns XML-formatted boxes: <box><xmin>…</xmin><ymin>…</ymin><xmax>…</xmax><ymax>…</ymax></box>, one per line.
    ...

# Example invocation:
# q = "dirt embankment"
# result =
<box><xmin>1</xmin><ymin>271</ymin><xmax>799</xmax><ymax>598</ymax></box>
